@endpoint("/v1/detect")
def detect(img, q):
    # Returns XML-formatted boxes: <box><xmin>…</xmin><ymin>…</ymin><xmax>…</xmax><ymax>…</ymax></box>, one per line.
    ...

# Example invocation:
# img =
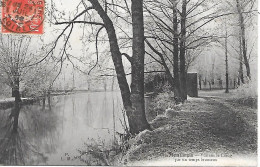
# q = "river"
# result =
<box><xmin>0</xmin><ymin>91</ymin><xmax>127</xmax><ymax>165</ymax></box>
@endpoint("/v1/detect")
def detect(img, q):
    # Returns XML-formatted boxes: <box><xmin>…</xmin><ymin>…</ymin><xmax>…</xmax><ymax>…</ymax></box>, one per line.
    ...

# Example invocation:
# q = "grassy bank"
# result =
<box><xmin>0</xmin><ymin>98</ymin><xmax>38</xmax><ymax>110</ymax></box>
<box><xmin>121</xmin><ymin>89</ymin><xmax>257</xmax><ymax>166</ymax></box>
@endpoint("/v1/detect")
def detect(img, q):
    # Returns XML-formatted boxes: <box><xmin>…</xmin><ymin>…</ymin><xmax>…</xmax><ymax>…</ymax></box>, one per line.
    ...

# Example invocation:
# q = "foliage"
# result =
<box><xmin>231</xmin><ymin>79</ymin><xmax>257</xmax><ymax>108</ymax></box>
<box><xmin>0</xmin><ymin>84</ymin><xmax>11</xmax><ymax>98</ymax></box>
<box><xmin>73</xmin><ymin>137</ymin><xmax>128</xmax><ymax>166</ymax></box>
<box><xmin>235</xmin><ymin>79</ymin><xmax>257</xmax><ymax>98</ymax></box>
<box><xmin>150</xmin><ymin>91</ymin><xmax>177</xmax><ymax>116</ymax></box>
<box><xmin>22</xmin><ymin>62</ymin><xmax>58</xmax><ymax>97</ymax></box>
<box><xmin>0</xmin><ymin>34</ymin><xmax>57</xmax><ymax>98</ymax></box>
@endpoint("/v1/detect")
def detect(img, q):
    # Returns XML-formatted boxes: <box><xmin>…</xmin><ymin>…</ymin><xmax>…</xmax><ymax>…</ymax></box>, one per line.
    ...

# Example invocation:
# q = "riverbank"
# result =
<box><xmin>122</xmin><ymin>90</ymin><xmax>257</xmax><ymax>166</ymax></box>
<box><xmin>0</xmin><ymin>97</ymin><xmax>38</xmax><ymax>110</ymax></box>
<box><xmin>0</xmin><ymin>90</ymin><xmax>121</xmax><ymax>110</ymax></box>
<box><xmin>0</xmin><ymin>91</ymin><xmax>76</xmax><ymax>110</ymax></box>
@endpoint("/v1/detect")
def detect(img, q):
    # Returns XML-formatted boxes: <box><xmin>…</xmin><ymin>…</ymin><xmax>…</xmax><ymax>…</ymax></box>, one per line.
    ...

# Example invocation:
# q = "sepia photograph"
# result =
<box><xmin>0</xmin><ymin>0</ymin><xmax>258</xmax><ymax>166</ymax></box>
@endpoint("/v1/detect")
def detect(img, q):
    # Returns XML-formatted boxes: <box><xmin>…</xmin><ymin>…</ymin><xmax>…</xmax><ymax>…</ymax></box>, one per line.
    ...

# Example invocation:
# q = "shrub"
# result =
<box><xmin>235</xmin><ymin>79</ymin><xmax>257</xmax><ymax>98</ymax></box>
<box><xmin>232</xmin><ymin>79</ymin><xmax>257</xmax><ymax>108</ymax></box>
<box><xmin>151</xmin><ymin>92</ymin><xmax>176</xmax><ymax>115</ymax></box>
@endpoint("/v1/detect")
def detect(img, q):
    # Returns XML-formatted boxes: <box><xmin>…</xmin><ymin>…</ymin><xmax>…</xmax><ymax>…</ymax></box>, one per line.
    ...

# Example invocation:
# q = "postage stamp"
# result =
<box><xmin>1</xmin><ymin>0</ymin><xmax>44</xmax><ymax>34</ymax></box>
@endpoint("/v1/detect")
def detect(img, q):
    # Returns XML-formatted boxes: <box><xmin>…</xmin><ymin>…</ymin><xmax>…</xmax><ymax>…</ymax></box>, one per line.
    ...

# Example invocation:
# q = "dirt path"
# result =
<box><xmin>194</xmin><ymin>97</ymin><xmax>257</xmax><ymax>153</ymax></box>
<box><xmin>125</xmin><ymin>93</ymin><xmax>257</xmax><ymax>165</ymax></box>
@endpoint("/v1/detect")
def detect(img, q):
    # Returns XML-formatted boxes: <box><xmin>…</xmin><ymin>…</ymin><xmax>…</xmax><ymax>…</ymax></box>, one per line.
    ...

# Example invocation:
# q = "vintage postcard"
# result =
<box><xmin>0</xmin><ymin>0</ymin><xmax>258</xmax><ymax>166</ymax></box>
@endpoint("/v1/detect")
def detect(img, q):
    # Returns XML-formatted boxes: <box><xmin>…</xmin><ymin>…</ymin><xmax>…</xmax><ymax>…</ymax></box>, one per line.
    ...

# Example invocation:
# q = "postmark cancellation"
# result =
<box><xmin>1</xmin><ymin>0</ymin><xmax>44</xmax><ymax>34</ymax></box>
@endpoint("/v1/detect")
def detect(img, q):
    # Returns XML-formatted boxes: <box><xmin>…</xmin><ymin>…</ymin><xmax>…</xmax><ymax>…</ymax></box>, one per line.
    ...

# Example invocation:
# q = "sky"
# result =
<box><xmin>0</xmin><ymin>0</ymin><xmax>258</xmax><ymax>89</ymax></box>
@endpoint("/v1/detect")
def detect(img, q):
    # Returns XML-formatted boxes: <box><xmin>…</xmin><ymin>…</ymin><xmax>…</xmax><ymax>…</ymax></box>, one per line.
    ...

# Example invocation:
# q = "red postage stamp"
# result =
<box><xmin>1</xmin><ymin>0</ymin><xmax>44</xmax><ymax>34</ymax></box>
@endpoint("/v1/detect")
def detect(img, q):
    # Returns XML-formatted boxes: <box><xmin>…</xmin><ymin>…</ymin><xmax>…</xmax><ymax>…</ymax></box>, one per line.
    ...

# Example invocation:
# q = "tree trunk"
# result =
<box><xmin>130</xmin><ymin>0</ymin><xmax>150</xmax><ymax>134</ymax></box>
<box><xmin>172</xmin><ymin>0</ymin><xmax>181</xmax><ymax>98</ymax></box>
<box><xmin>179</xmin><ymin>0</ymin><xmax>187</xmax><ymax>100</ymax></box>
<box><xmin>13</xmin><ymin>78</ymin><xmax>21</xmax><ymax>103</ymax></box>
<box><xmin>225</xmin><ymin>30</ymin><xmax>229</xmax><ymax>93</ymax></box>
<box><xmin>164</xmin><ymin>69</ymin><xmax>175</xmax><ymax>91</ymax></box>
<box><xmin>89</xmin><ymin>0</ymin><xmax>150</xmax><ymax>135</ymax></box>
<box><xmin>42</xmin><ymin>91</ymin><xmax>46</xmax><ymax>110</ymax></box>
<box><xmin>236</xmin><ymin>0</ymin><xmax>250</xmax><ymax>79</ymax></box>
<box><xmin>199</xmin><ymin>75</ymin><xmax>202</xmax><ymax>90</ymax></box>
<box><xmin>89</xmin><ymin>0</ymin><xmax>131</xmax><ymax>107</ymax></box>
<box><xmin>12</xmin><ymin>88</ymin><xmax>15</xmax><ymax>97</ymax></box>
<box><xmin>238</xmin><ymin>35</ymin><xmax>244</xmax><ymax>84</ymax></box>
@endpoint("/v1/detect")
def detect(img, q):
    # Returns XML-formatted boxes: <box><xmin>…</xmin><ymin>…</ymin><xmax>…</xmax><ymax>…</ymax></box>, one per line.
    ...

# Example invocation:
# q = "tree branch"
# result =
<box><xmin>88</xmin><ymin>25</ymin><xmax>105</xmax><ymax>75</ymax></box>
<box><xmin>121</xmin><ymin>53</ymin><xmax>132</xmax><ymax>64</ymax></box>
<box><xmin>55</xmin><ymin>21</ymin><xmax>104</xmax><ymax>26</ymax></box>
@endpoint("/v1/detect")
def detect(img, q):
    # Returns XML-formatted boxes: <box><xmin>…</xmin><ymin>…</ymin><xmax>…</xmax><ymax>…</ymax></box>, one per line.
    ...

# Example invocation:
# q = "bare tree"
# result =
<box><xmin>235</xmin><ymin>0</ymin><xmax>253</xmax><ymax>79</ymax></box>
<box><xmin>144</xmin><ymin>0</ymin><xmax>219</xmax><ymax>100</ymax></box>
<box><xmin>0</xmin><ymin>35</ymin><xmax>33</xmax><ymax>106</ymax></box>
<box><xmin>224</xmin><ymin>23</ymin><xmax>229</xmax><ymax>93</ymax></box>
<box><xmin>221</xmin><ymin>0</ymin><xmax>257</xmax><ymax>81</ymax></box>
<box><xmin>53</xmin><ymin>0</ymin><xmax>150</xmax><ymax>134</ymax></box>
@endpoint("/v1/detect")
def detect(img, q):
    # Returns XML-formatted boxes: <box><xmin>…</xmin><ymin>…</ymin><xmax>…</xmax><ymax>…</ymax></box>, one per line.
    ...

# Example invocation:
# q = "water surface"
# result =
<box><xmin>0</xmin><ymin>91</ymin><xmax>126</xmax><ymax>165</ymax></box>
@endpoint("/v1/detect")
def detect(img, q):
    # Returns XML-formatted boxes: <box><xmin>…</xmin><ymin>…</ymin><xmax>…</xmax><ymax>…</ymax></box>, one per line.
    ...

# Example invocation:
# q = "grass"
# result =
<box><xmin>123</xmin><ymin>90</ymin><xmax>257</xmax><ymax>165</ymax></box>
<box><xmin>198</xmin><ymin>80</ymin><xmax>257</xmax><ymax>109</ymax></box>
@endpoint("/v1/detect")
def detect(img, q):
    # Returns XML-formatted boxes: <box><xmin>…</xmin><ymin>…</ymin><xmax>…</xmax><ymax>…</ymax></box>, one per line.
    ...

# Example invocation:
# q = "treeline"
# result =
<box><xmin>0</xmin><ymin>0</ymin><xmax>256</xmax><ymax>135</ymax></box>
<box><xmin>48</xmin><ymin>0</ymin><xmax>257</xmax><ymax>134</ymax></box>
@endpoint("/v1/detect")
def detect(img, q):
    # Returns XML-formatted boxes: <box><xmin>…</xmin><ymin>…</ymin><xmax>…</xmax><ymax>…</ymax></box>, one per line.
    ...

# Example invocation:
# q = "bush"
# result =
<box><xmin>154</xmin><ymin>81</ymin><xmax>172</xmax><ymax>93</ymax></box>
<box><xmin>151</xmin><ymin>92</ymin><xmax>176</xmax><ymax>115</ymax></box>
<box><xmin>235</xmin><ymin>79</ymin><xmax>257</xmax><ymax>98</ymax></box>
<box><xmin>232</xmin><ymin>80</ymin><xmax>257</xmax><ymax>108</ymax></box>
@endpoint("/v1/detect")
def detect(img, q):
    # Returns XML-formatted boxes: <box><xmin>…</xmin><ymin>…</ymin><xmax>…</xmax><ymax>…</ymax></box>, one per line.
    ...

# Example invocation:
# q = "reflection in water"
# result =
<box><xmin>0</xmin><ymin>107</ymin><xmax>25</xmax><ymax>165</ymax></box>
<box><xmin>0</xmin><ymin>92</ymin><xmax>126</xmax><ymax>165</ymax></box>
<box><xmin>0</xmin><ymin>98</ymin><xmax>59</xmax><ymax>165</ymax></box>
<box><xmin>85</xmin><ymin>94</ymin><xmax>93</xmax><ymax>127</ymax></box>
<box><xmin>46</xmin><ymin>92</ymin><xmax>126</xmax><ymax>165</ymax></box>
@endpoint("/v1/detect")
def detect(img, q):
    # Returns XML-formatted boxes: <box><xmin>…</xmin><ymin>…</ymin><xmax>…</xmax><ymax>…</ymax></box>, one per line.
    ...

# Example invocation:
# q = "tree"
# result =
<box><xmin>179</xmin><ymin>0</ymin><xmax>187</xmax><ymax>99</ymax></box>
<box><xmin>0</xmin><ymin>35</ymin><xmax>32</xmax><ymax>106</ymax></box>
<box><xmin>224</xmin><ymin>22</ymin><xmax>229</xmax><ymax>93</ymax></box>
<box><xmin>0</xmin><ymin>34</ymin><xmax>58</xmax><ymax>117</ymax></box>
<box><xmin>238</xmin><ymin>35</ymin><xmax>244</xmax><ymax>84</ymax></box>
<box><xmin>53</xmin><ymin>0</ymin><xmax>150</xmax><ymax>134</ymax></box>
<box><xmin>221</xmin><ymin>0</ymin><xmax>257</xmax><ymax>81</ymax></box>
<box><xmin>144</xmin><ymin>0</ymin><xmax>218</xmax><ymax>100</ymax></box>
<box><xmin>235</xmin><ymin>0</ymin><xmax>252</xmax><ymax>79</ymax></box>
<box><xmin>22</xmin><ymin>60</ymin><xmax>58</xmax><ymax>97</ymax></box>
<box><xmin>172</xmin><ymin>0</ymin><xmax>181</xmax><ymax>98</ymax></box>
<box><xmin>130</xmin><ymin>0</ymin><xmax>151</xmax><ymax>133</ymax></box>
